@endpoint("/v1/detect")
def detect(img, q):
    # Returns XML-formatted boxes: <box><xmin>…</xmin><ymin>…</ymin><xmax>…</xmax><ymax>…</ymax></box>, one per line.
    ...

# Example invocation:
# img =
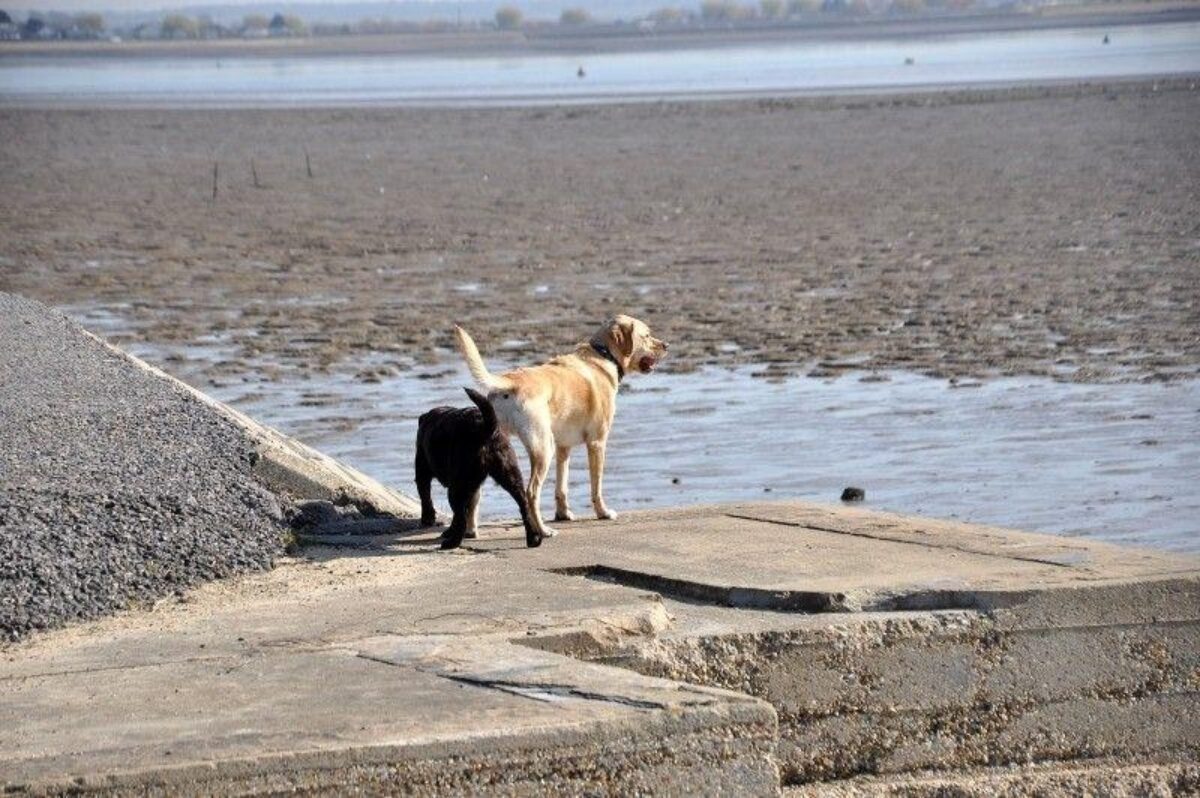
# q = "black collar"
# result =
<box><xmin>591</xmin><ymin>341</ymin><xmax>625</xmax><ymax>382</ymax></box>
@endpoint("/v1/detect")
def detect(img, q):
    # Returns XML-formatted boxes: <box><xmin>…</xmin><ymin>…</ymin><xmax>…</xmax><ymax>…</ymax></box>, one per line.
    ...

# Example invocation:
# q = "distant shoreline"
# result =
<box><xmin>2</xmin><ymin>3</ymin><xmax>1198</xmax><ymax>61</ymax></box>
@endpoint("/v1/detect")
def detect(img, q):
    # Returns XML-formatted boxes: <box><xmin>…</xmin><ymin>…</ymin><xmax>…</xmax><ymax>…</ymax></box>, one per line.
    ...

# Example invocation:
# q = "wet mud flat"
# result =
<box><xmin>2</xmin><ymin>79</ymin><xmax>1199</xmax><ymax>385</ymax></box>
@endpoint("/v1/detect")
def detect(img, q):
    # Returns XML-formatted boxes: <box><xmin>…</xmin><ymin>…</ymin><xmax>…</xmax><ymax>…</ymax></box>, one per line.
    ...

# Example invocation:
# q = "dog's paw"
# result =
<box><xmin>463</xmin><ymin>529</ymin><xmax>478</xmax><ymax>539</ymax></box>
<box><xmin>440</xmin><ymin>537</ymin><xmax>462</xmax><ymax>550</ymax></box>
<box><xmin>541</xmin><ymin>526</ymin><xmax>559</xmax><ymax>537</ymax></box>
<box><xmin>596</xmin><ymin>509</ymin><xmax>619</xmax><ymax>521</ymax></box>
<box><xmin>420</xmin><ymin>516</ymin><xmax>438</xmax><ymax>528</ymax></box>
<box><xmin>553</xmin><ymin>509</ymin><xmax>576</xmax><ymax>522</ymax></box>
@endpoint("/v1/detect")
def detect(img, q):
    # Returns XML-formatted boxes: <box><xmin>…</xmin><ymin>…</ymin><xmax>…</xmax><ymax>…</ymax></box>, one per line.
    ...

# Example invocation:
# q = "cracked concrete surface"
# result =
<box><xmin>3</xmin><ymin>500</ymin><xmax>1198</xmax><ymax>794</ymax></box>
<box><xmin>0</xmin><ymin>536</ymin><xmax>778</xmax><ymax>795</ymax></box>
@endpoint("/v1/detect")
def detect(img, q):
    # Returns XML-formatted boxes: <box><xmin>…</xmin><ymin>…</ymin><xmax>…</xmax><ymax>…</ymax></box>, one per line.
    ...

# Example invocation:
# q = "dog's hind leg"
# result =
<box><xmin>415</xmin><ymin>450</ymin><xmax>437</xmax><ymax>527</ymax></box>
<box><xmin>464</xmin><ymin>488</ymin><xmax>481</xmax><ymax>539</ymax></box>
<box><xmin>489</xmin><ymin>452</ymin><xmax>544</xmax><ymax>548</ymax></box>
<box><xmin>587</xmin><ymin>440</ymin><xmax>618</xmax><ymax>520</ymax></box>
<box><xmin>553</xmin><ymin>446</ymin><xmax>576</xmax><ymax>522</ymax></box>
<box><xmin>441</xmin><ymin>485</ymin><xmax>472</xmax><ymax>550</ymax></box>
<box><xmin>517</xmin><ymin>425</ymin><xmax>557</xmax><ymax>537</ymax></box>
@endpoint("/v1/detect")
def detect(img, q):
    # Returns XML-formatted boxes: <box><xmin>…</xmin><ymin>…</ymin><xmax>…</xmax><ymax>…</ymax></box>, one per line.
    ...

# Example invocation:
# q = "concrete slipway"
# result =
<box><xmin>2</xmin><ymin>296</ymin><xmax>1198</xmax><ymax>795</ymax></box>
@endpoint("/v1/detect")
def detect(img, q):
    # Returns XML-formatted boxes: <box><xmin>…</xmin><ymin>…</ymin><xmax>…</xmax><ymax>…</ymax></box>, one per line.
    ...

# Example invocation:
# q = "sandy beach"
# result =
<box><xmin>2</xmin><ymin>79</ymin><xmax>1198</xmax><ymax>385</ymax></box>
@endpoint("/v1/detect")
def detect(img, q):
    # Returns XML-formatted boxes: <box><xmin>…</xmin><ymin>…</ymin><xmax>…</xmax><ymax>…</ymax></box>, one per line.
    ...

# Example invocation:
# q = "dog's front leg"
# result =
<box><xmin>554</xmin><ymin>446</ymin><xmax>575</xmax><ymax>522</ymax></box>
<box><xmin>586</xmin><ymin>440</ymin><xmax>618</xmax><ymax>520</ymax></box>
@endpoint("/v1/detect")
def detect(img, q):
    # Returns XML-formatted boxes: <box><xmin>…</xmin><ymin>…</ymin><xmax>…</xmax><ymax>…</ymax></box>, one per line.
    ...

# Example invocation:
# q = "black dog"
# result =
<box><xmin>415</xmin><ymin>388</ymin><xmax>544</xmax><ymax>550</ymax></box>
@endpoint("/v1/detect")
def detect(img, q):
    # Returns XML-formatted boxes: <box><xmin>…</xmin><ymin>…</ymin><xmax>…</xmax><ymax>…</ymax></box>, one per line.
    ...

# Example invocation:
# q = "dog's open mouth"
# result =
<box><xmin>638</xmin><ymin>355</ymin><xmax>658</xmax><ymax>373</ymax></box>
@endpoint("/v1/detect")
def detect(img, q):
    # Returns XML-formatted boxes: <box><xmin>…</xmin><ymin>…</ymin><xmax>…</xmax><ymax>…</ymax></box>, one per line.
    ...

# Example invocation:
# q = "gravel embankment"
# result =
<box><xmin>0</xmin><ymin>293</ymin><xmax>287</xmax><ymax>641</ymax></box>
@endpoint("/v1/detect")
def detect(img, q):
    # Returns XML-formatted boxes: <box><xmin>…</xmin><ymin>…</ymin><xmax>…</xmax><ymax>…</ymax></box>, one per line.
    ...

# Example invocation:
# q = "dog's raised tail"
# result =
<box><xmin>454</xmin><ymin>325</ymin><xmax>512</xmax><ymax>392</ymax></box>
<box><xmin>464</xmin><ymin>387</ymin><xmax>498</xmax><ymax>432</ymax></box>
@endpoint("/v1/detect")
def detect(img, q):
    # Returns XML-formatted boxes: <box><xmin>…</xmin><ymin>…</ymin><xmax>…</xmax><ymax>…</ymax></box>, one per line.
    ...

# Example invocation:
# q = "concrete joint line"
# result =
<box><xmin>550</xmin><ymin>564</ymin><xmax>1018</xmax><ymax>614</ymax></box>
<box><xmin>550</xmin><ymin>564</ymin><xmax>853</xmax><ymax>613</ymax></box>
<box><xmin>724</xmin><ymin>512</ymin><xmax>1081</xmax><ymax>568</ymax></box>
<box><xmin>0</xmin><ymin>653</ymin><xmax>236</xmax><ymax>683</ymax></box>
<box><xmin>355</xmin><ymin>651</ymin><xmax>681</xmax><ymax>711</ymax></box>
<box><xmin>440</xmin><ymin>674</ymin><xmax>673</xmax><ymax>710</ymax></box>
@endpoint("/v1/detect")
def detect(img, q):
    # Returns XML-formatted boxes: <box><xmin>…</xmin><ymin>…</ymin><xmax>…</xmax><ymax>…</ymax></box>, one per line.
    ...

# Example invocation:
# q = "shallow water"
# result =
<box><xmin>117</xmin><ymin>329</ymin><xmax>1200</xmax><ymax>553</ymax></box>
<box><xmin>3</xmin><ymin>21</ymin><xmax>1199</xmax><ymax>106</ymax></box>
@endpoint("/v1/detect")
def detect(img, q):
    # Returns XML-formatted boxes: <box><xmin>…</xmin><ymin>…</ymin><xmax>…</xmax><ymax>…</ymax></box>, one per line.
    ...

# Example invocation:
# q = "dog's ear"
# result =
<box><xmin>608</xmin><ymin>317</ymin><xmax>635</xmax><ymax>359</ymax></box>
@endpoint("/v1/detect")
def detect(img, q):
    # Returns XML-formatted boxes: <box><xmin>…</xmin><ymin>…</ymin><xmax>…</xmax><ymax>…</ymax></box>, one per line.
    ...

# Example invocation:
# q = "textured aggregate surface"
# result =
<box><xmin>0</xmin><ymin>293</ymin><xmax>286</xmax><ymax>640</ymax></box>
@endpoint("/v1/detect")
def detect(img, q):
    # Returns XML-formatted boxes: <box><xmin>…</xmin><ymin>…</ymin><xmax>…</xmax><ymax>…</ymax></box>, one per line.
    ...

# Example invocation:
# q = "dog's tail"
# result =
<box><xmin>464</xmin><ymin>387</ymin><xmax>497</xmax><ymax>432</ymax></box>
<box><xmin>454</xmin><ymin>325</ymin><xmax>514</xmax><ymax>392</ymax></box>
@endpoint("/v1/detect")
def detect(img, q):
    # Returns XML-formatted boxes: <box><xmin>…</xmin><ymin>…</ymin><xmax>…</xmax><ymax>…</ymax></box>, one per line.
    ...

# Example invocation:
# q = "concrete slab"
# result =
<box><xmin>470</xmin><ymin>503</ymin><xmax>1199</xmax><ymax>785</ymax></box>
<box><xmin>1</xmin><ymin>536</ymin><xmax>774</xmax><ymax>794</ymax></box>
<box><xmin>3</xmin><ymin>501</ymin><xmax>1198</xmax><ymax>793</ymax></box>
<box><xmin>463</xmin><ymin>502</ymin><xmax>1197</xmax><ymax>617</ymax></box>
<box><xmin>4</xmin><ymin>640</ymin><xmax>774</xmax><ymax>795</ymax></box>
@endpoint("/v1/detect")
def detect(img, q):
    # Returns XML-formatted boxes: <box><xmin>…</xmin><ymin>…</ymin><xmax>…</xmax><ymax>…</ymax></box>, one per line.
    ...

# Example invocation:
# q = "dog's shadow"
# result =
<box><xmin>289</xmin><ymin>502</ymin><xmax>534</xmax><ymax>558</ymax></box>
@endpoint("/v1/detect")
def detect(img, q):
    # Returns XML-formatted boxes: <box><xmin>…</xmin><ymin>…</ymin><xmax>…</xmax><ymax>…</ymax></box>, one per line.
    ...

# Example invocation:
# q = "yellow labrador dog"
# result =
<box><xmin>454</xmin><ymin>315</ymin><xmax>668</xmax><ymax>535</ymax></box>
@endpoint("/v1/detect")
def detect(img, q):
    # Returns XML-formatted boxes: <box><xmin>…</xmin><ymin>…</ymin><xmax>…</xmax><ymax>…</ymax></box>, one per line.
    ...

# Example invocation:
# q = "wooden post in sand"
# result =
<box><xmin>251</xmin><ymin>159</ymin><xmax>261</xmax><ymax>189</ymax></box>
<box><xmin>211</xmin><ymin>162</ymin><xmax>219</xmax><ymax>202</ymax></box>
<box><xmin>304</xmin><ymin>148</ymin><xmax>314</xmax><ymax>179</ymax></box>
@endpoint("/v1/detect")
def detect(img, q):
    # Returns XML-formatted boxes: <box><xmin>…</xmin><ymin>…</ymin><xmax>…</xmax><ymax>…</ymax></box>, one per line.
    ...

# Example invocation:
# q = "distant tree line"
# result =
<box><xmin>683</xmin><ymin>0</ymin><xmax>975</xmax><ymax>24</ymax></box>
<box><xmin>0</xmin><ymin>9</ymin><xmax>109</xmax><ymax>40</ymax></box>
<box><xmin>0</xmin><ymin>0</ymin><xmax>981</xmax><ymax>44</ymax></box>
<box><xmin>0</xmin><ymin>8</ymin><xmax>312</xmax><ymax>41</ymax></box>
<box><xmin>149</xmin><ymin>12</ymin><xmax>307</xmax><ymax>40</ymax></box>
